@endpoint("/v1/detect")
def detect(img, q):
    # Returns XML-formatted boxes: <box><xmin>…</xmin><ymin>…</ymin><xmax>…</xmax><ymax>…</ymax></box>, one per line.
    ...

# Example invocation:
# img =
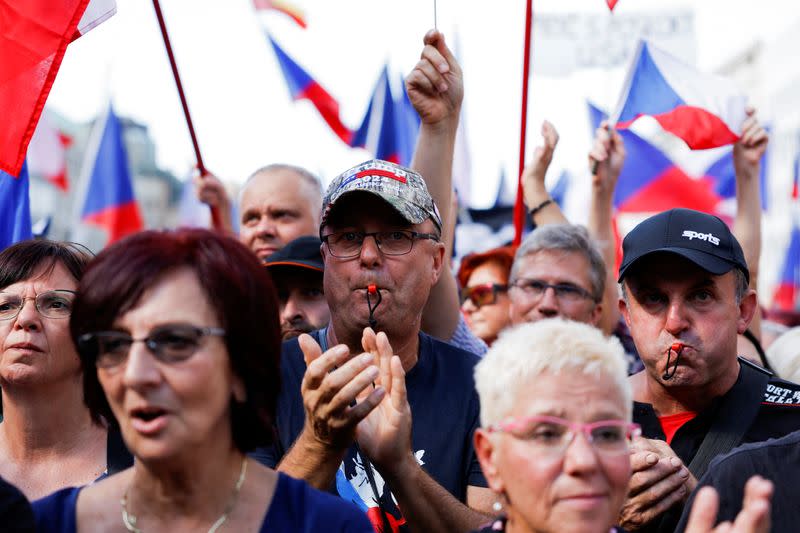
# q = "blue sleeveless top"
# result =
<box><xmin>33</xmin><ymin>472</ymin><xmax>373</xmax><ymax>532</ymax></box>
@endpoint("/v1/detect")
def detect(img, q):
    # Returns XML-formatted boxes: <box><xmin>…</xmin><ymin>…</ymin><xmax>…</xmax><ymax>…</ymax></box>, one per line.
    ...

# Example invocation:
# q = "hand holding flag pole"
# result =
<box><xmin>150</xmin><ymin>0</ymin><xmax>222</xmax><ymax>230</ymax></box>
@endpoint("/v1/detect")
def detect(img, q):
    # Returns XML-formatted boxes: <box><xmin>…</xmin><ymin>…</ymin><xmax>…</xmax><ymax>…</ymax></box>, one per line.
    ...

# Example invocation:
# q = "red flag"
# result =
<box><xmin>0</xmin><ymin>0</ymin><xmax>90</xmax><ymax>177</ymax></box>
<box><xmin>607</xmin><ymin>0</ymin><xmax>619</xmax><ymax>11</ymax></box>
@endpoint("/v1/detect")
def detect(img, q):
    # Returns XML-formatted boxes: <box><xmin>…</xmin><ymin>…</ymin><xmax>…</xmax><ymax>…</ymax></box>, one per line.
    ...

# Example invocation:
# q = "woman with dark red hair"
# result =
<box><xmin>32</xmin><ymin>229</ymin><xmax>371</xmax><ymax>532</ymax></box>
<box><xmin>457</xmin><ymin>246</ymin><xmax>516</xmax><ymax>345</ymax></box>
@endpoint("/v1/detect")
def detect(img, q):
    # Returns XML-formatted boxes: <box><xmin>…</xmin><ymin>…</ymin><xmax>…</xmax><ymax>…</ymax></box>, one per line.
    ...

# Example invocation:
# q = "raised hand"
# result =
<box><xmin>355</xmin><ymin>328</ymin><xmax>413</xmax><ymax>472</ymax></box>
<box><xmin>405</xmin><ymin>29</ymin><xmax>464</xmax><ymax>127</ymax></box>
<box><xmin>298</xmin><ymin>333</ymin><xmax>385</xmax><ymax>451</ymax></box>
<box><xmin>521</xmin><ymin>120</ymin><xmax>559</xmax><ymax>208</ymax></box>
<box><xmin>193</xmin><ymin>170</ymin><xmax>234</xmax><ymax>233</ymax></box>
<box><xmin>588</xmin><ymin>120</ymin><xmax>625</xmax><ymax>195</ymax></box>
<box><xmin>733</xmin><ymin>107</ymin><xmax>768</xmax><ymax>174</ymax></box>
<box><xmin>684</xmin><ymin>476</ymin><xmax>772</xmax><ymax>533</ymax></box>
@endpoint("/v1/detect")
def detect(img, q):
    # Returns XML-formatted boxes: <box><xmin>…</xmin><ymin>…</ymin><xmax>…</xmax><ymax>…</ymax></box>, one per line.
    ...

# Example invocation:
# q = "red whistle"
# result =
<box><xmin>671</xmin><ymin>342</ymin><xmax>684</xmax><ymax>353</ymax></box>
<box><xmin>368</xmin><ymin>284</ymin><xmax>377</xmax><ymax>295</ymax></box>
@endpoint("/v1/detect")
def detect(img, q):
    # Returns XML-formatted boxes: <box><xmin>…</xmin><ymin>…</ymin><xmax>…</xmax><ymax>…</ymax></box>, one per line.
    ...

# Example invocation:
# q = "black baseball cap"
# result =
<box><xmin>618</xmin><ymin>208</ymin><xmax>749</xmax><ymax>283</ymax></box>
<box><xmin>264</xmin><ymin>236</ymin><xmax>323</xmax><ymax>273</ymax></box>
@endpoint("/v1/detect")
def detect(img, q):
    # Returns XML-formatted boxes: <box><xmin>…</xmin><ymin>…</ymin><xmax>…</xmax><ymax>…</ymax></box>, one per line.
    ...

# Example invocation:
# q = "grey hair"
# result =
<box><xmin>241</xmin><ymin>163</ymin><xmax>323</xmax><ymax>199</ymax></box>
<box><xmin>510</xmin><ymin>224</ymin><xmax>606</xmax><ymax>302</ymax></box>
<box><xmin>475</xmin><ymin>319</ymin><xmax>631</xmax><ymax>428</ymax></box>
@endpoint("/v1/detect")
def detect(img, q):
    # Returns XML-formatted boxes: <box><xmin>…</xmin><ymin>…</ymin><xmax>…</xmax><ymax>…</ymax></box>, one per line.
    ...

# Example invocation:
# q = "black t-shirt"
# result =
<box><xmin>0</xmin><ymin>476</ymin><xmax>34</xmax><ymax>533</ymax></box>
<box><xmin>675</xmin><ymin>429</ymin><xmax>800</xmax><ymax>533</ymax></box>
<box><xmin>633</xmin><ymin>363</ymin><xmax>800</xmax><ymax>533</ymax></box>
<box><xmin>255</xmin><ymin>330</ymin><xmax>487</xmax><ymax>532</ymax></box>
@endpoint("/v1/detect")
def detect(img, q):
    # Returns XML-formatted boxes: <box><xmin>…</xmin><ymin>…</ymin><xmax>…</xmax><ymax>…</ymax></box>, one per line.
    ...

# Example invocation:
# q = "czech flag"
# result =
<box><xmin>702</xmin><ymin>146</ymin><xmax>768</xmax><ymax>210</ymax></box>
<box><xmin>0</xmin><ymin>0</ymin><xmax>91</xmax><ymax>176</ymax></box>
<box><xmin>0</xmin><ymin>162</ymin><xmax>33</xmax><ymax>252</ymax></box>
<box><xmin>396</xmin><ymin>74</ymin><xmax>421</xmax><ymax>169</ymax></box>
<box><xmin>80</xmin><ymin>104</ymin><xmax>143</xmax><ymax>244</ymax></box>
<box><xmin>350</xmin><ymin>67</ymin><xmax>406</xmax><ymax>165</ymax></box>
<box><xmin>773</xmin><ymin>223</ymin><xmax>800</xmax><ymax>311</ymax></box>
<box><xmin>588</xmin><ymin>102</ymin><xmax>722</xmax><ymax>213</ymax></box>
<box><xmin>612</xmin><ymin>40</ymin><xmax>747</xmax><ymax>150</ymax></box>
<box><xmin>267</xmin><ymin>35</ymin><xmax>353</xmax><ymax>145</ymax></box>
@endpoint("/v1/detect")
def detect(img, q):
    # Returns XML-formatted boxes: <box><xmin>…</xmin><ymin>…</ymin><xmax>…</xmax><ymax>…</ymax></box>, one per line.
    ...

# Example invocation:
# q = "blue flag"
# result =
<box><xmin>0</xmin><ymin>161</ymin><xmax>33</xmax><ymax>252</ymax></box>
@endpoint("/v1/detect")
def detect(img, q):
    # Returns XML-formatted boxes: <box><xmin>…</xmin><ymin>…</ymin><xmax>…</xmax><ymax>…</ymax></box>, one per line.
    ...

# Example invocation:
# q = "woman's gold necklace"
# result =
<box><xmin>120</xmin><ymin>457</ymin><xmax>247</xmax><ymax>533</ymax></box>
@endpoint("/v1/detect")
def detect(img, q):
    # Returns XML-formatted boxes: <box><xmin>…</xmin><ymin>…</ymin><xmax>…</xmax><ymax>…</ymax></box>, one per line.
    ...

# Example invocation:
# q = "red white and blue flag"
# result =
<box><xmin>267</xmin><ymin>35</ymin><xmax>353</xmax><ymax>145</ymax></box>
<box><xmin>773</xmin><ymin>223</ymin><xmax>800</xmax><ymax>312</ymax></box>
<box><xmin>612</xmin><ymin>40</ymin><xmax>747</xmax><ymax>150</ymax></box>
<box><xmin>80</xmin><ymin>104</ymin><xmax>143</xmax><ymax>244</ymax></box>
<box><xmin>702</xmin><ymin>145</ymin><xmax>768</xmax><ymax>210</ymax></box>
<box><xmin>0</xmin><ymin>162</ymin><xmax>33</xmax><ymax>251</ymax></box>
<box><xmin>350</xmin><ymin>67</ymin><xmax>408</xmax><ymax>166</ymax></box>
<box><xmin>589</xmin><ymin>102</ymin><xmax>722</xmax><ymax>213</ymax></box>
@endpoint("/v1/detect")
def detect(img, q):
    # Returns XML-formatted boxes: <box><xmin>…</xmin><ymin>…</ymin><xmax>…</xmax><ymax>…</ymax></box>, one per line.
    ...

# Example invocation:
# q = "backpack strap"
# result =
<box><xmin>686</xmin><ymin>358</ymin><xmax>771</xmax><ymax>479</ymax></box>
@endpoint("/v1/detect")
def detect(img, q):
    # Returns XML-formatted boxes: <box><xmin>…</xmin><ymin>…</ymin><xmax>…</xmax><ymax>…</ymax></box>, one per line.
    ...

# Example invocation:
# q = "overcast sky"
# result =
<box><xmin>46</xmin><ymin>0</ymin><xmax>799</xmax><ymax>209</ymax></box>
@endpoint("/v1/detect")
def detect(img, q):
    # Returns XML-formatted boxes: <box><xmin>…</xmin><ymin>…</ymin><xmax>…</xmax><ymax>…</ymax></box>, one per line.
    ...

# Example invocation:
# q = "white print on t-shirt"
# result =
<box><xmin>346</xmin><ymin>450</ymin><xmax>426</xmax><ymax>508</ymax></box>
<box><xmin>763</xmin><ymin>384</ymin><xmax>800</xmax><ymax>405</ymax></box>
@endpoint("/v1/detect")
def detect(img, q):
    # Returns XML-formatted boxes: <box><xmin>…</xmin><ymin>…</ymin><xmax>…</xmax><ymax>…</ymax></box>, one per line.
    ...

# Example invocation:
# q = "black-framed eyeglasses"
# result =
<box><xmin>460</xmin><ymin>283</ymin><xmax>508</xmax><ymax>308</ymax></box>
<box><xmin>509</xmin><ymin>278</ymin><xmax>596</xmax><ymax>303</ymax></box>
<box><xmin>321</xmin><ymin>230</ymin><xmax>440</xmax><ymax>258</ymax></box>
<box><xmin>78</xmin><ymin>324</ymin><xmax>226</xmax><ymax>369</ymax></box>
<box><xmin>0</xmin><ymin>290</ymin><xmax>76</xmax><ymax>320</ymax></box>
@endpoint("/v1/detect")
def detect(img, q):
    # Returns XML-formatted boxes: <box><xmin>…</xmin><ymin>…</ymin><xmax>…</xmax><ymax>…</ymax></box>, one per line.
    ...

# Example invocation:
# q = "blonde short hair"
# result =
<box><xmin>475</xmin><ymin>319</ymin><xmax>631</xmax><ymax>427</ymax></box>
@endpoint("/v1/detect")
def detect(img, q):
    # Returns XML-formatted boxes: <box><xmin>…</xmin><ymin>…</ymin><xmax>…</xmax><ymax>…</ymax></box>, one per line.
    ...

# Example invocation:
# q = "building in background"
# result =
<box><xmin>27</xmin><ymin>109</ymin><xmax>181</xmax><ymax>252</ymax></box>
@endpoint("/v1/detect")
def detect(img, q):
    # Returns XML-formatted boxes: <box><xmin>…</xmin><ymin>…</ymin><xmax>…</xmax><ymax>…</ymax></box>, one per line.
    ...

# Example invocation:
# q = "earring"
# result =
<box><xmin>492</xmin><ymin>500</ymin><xmax>503</xmax><ymax>513</ymax></box>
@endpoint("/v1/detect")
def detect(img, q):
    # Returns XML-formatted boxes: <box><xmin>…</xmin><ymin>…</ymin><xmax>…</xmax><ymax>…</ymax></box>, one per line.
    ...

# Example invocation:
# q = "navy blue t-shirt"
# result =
<box><xmin>32</xmin><ymin>472</ymin><xmax>372</xmax><ymax>532</ymax></box>
<box><xmin>255</xmin><ymin>331</ymin><xmax>487</xmax><ymax>532</ymax></box>
<box><xmin>676</xmin><ymin>430</ymin><xmax>800</xmax><ymax>533</ymax></box>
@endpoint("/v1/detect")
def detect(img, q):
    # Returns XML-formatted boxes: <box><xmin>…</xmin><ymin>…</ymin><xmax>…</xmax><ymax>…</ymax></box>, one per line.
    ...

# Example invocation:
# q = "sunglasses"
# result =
<box><xmin>460</xmin><ymin>283</ymin><xmax>508</xmax><ymax>308</ymax></box>
<box><xmin>78</xmin><ymin>324</ymin><xmax>226</xmax><ymax>369</ymax></box>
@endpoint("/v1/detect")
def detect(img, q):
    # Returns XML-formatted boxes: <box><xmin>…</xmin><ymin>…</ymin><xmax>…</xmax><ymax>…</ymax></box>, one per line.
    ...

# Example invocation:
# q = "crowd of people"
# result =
<box><xmin>1</xmin><ymin>27</ymin><xmax>798</xmax><ymax>533</ymax></box>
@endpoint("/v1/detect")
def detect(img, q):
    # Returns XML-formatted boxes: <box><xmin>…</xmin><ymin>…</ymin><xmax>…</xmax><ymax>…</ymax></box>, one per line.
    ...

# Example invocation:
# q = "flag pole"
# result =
<box><xmin>513</xmin><ymin>0</ymin><xmax>534</xmax><ymax>246</ymax></box>
<box><xmin>150</xmin><ymin>0</ymin><xmax>222</xmax><ymax>228</ymax></box>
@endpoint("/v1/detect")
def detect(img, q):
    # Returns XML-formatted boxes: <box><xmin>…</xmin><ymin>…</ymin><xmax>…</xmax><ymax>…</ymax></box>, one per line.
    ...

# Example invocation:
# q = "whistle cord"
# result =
<box><xmin>663</xmin><ymin>343</ymin><xmax>684</xmax><ymax>380</ymax></box>
<box><xmin>366</xmin><ymin>287</ymin><xmax>382</xmax><ymax>329</ymax></box>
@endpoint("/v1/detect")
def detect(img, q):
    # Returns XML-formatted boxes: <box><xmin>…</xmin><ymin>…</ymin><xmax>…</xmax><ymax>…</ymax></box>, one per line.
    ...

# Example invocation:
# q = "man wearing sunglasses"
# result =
<box><xmin>508</xmin><ymin>224</ymin><xmax>605</xmax><ymax>328</ymax></box>
<box><xmin>258</xmin><ymin>159</ymin><xmax>492</xmax><ymax>533</ymax></box>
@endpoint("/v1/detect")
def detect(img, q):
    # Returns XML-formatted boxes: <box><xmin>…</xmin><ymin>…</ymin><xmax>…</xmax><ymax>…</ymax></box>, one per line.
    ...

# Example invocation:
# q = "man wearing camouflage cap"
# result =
<box><xmin>258</xmin><ymin>159</ymin><xmax>492</xmax><ymax>532</ymax></box>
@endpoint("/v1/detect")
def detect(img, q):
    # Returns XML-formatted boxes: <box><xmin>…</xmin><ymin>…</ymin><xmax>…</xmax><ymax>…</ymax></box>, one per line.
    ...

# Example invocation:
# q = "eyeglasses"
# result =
<box><xmin>0</xmin><ymin>290</ymin><xmax>76</xmax><ymax>320</ymax></box>
<box><xmin>460</xmin><ymin>283</ymin><xmax>508</xmax><ymax>308</ymax></box>
<box><xmin>78</xmin><ymin>324</ymin><xmax>226</xmax><ymax>369</ymax></box>
<box><xmin>321</xmin><ymin>230</ymin><xmax>439</xmax><ymax>258</ymax></box>
<box><xmin>510</xmin><ymin>279</ymin><xmax>596</xmax><ymax>303</ymax></box>
<box><xmin>489</xmin><ymin>415</ymin><xmax>641</xmax><ymax>456</ymax></box>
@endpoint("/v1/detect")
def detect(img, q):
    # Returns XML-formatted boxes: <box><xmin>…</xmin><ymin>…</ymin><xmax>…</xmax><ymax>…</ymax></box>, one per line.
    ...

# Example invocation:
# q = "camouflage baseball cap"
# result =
<box><xmin>320</xmin><ymin>159</ymin><xmax>443</xmax><ymax>232</ymax></box>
